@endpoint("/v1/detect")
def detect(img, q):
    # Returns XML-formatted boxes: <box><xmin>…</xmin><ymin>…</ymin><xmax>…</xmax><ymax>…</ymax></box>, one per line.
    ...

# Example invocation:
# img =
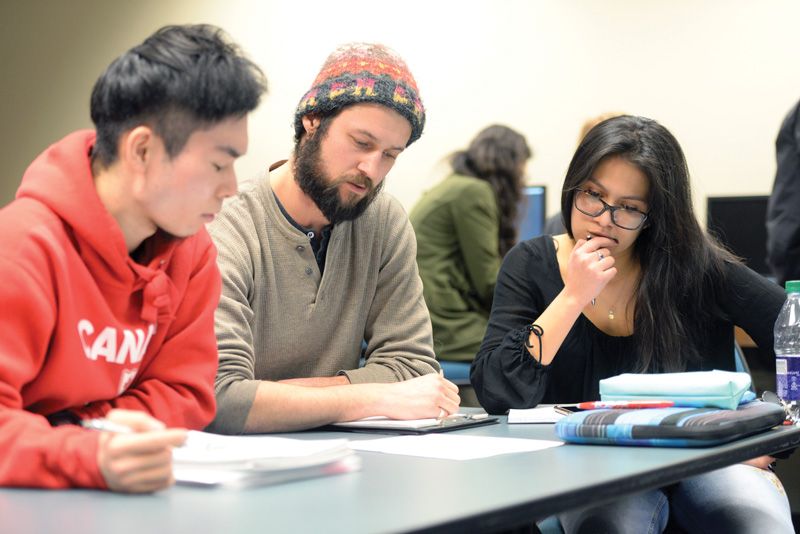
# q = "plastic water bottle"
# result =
<box><xmin>775</xmin><ymin>280</ymin><xmax>800</xmax><ymax>403</ymax></box>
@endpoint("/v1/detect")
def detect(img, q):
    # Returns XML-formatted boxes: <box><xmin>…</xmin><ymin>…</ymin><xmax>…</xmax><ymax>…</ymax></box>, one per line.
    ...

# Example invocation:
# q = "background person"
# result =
<box><xmin>410</xmin><ymin>125</ymin><xmax>531</xmax><ymax>364</ymax></box>
<box><xmin>767</xmin><ymin>98</ymin><xmax>800</xmax><ymax>287</ymax></box>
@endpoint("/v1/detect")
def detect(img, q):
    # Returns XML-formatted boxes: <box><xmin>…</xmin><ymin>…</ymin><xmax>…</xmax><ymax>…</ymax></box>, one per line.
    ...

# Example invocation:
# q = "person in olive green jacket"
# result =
<box><xmin>410</xmin><ymin>125</ymin><xmax>532</xmax><ymax>362</ymax></box>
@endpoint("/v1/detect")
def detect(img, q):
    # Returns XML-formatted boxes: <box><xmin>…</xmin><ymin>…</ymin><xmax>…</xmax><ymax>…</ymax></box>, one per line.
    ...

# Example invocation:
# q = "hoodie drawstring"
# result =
<box><xmin>139</xmin><ymin>269</ymin><xmax>174</xmax><ymax>324</ymax></box>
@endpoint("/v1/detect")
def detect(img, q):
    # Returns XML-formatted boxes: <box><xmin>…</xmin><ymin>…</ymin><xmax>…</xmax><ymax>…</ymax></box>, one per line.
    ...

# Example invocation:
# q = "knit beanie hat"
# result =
<box><xmin>294</xmin><ymin>43</ymin><xmax>425</xmax><ymax>145</ymax></box>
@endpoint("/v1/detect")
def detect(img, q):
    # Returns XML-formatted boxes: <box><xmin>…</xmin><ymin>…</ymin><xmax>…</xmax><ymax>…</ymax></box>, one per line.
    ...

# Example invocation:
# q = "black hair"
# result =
<box><xmin>451</xmin><ymin>125</ymin><xmax>532</xmax><ymax>256</ymax></box>
<box><xmin>561</xmin><ymin>115</ymin><xmax>736</xmax><ymax>372</ymax></box>
<box><xmin>90</xmin><ymin>24</ymin><xmax>267</xmax><ymax>168</ymax></box>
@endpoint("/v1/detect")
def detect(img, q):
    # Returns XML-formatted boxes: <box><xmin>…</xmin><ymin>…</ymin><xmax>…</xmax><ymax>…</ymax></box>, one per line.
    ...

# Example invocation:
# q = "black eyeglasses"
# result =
<box><xmin>573</xmin><ymin>188</ymin><xmax>648</xmax><ymax>230</ymax></box>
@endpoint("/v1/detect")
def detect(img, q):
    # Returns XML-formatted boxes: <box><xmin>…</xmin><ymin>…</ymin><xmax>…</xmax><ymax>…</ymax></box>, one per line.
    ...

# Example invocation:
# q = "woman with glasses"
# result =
<box><xmin>471</xmin><ymin>115</ymin><xmax>792</xmax><ymax>533</ymax></box>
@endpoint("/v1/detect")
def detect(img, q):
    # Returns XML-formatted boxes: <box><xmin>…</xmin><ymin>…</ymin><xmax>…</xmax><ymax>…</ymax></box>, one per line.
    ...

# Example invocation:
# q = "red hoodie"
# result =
<box><xmin>0</xmin><ymin>130</ymin><xmax>220</xmax><ymax>489</ymax></box>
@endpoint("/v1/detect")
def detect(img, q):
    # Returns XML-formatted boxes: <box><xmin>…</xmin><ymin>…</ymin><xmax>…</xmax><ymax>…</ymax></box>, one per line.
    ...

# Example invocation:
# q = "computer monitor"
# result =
<box><xmin>517</xmin><ymin>185</ymin><xmax>547</xmax><ymax>242</ymax></box>
<box><xmin>706</xmin><ymin>195</ymin><xmax>770</xmax><ymax>276</ymax></box>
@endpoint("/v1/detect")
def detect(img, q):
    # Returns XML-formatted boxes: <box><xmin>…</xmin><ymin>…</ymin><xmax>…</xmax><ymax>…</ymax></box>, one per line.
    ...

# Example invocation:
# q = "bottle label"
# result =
<box><xmin>776</xmin><ymin>355</ymin><xmax>800</xmax><ymax>402</ymax></box>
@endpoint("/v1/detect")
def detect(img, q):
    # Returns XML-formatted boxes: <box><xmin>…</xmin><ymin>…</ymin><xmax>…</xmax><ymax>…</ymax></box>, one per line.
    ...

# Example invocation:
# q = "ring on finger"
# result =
<box><xmin>597</xmin><ymin>252</ymin><xmax>604</xmax><ymax>261</ymax></box>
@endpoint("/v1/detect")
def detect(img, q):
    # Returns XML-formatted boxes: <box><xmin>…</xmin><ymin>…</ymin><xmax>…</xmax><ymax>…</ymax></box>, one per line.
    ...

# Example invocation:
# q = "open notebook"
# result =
<box><xmin>330</xmin><ymin>413</ymin><xmax>498</xmax><ymax>434</ymax></box>
<box><xmin>172</xmin><ymin>431</ymin><xmax>360</xmax><ymax>488</ymax></box>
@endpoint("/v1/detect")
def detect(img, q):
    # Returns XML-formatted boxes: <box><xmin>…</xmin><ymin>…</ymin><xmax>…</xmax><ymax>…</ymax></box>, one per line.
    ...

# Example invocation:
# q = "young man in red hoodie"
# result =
<box><xmin>0</xmin><ymin>24</ymin><xmax>266</xmax><ymax>492</ymax></box>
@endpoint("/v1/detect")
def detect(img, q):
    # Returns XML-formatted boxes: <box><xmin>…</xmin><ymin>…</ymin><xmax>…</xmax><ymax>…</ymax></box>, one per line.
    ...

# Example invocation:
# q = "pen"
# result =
<box><xmin>437</xmin><ymin>413</ymin><xmax>490</xmax><ymax>426</ymax></box>
<box><xmin>573</xmin><ymin>400</ymin><xmax>675</xmax><ymax>410</ymax></box>
<box><xmin>447</xmin><ymin>413</ymin><xmax>489</xmax><ymax>421</ymax></box>
<box><xmin>436</xmin><ymin>369</ymin><xmax>448</xmax><ymax>424</ymax></box>
<box><xmin>80</xmin><ymin>418</ymin><xmax>135</xmax><ymax>434</ymax></box>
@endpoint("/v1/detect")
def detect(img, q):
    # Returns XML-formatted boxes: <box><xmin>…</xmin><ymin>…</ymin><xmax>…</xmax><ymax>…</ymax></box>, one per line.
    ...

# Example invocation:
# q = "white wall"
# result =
<box><xmin>2</xmin><ymin>0</ymin><xmax>799</xmax><ymax>225</ymax></box>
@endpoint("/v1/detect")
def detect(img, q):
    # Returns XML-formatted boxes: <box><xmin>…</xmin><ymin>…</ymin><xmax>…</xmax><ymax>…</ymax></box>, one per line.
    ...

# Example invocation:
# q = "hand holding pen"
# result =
<box><xmin>378</xmin><ymin>371</ymin><xmax>460</xmax><ymax>422</ymax></box>
<box><xmin>84</xmin><ymin>409</ymin><xmax>187</xmax><ymax>493</ymax></box>
<box><xmin>435</xmin><ymin>369</ymin><xmax>459</xmax><ymax>424</ymax></box>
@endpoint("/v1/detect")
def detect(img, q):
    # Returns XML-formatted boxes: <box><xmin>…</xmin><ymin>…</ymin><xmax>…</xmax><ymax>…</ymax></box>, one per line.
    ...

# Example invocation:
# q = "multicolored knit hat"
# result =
<box><xmin>294</xmin><ymin>43</ymin><xmax>425</xmax><ymax>145</ymax></box>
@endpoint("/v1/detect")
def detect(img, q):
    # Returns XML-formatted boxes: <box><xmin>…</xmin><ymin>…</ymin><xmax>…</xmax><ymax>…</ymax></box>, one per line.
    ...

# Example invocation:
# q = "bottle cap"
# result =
<box><xmin>785</xmin><ymin>280</ymin><xmax>800</xmax><ymax>293</ymax></box>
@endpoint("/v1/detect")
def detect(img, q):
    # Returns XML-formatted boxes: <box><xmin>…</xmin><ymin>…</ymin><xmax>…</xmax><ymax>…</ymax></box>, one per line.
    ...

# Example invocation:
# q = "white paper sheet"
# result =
<box><xmin>349</xmin><ymin>434</ymin><xmax>562</xmax><ymax>460</ymax></box>
<box><xmin>508</xmin><ymin>406</ymin><xmax>568</xmax><ymax>424</ymax></box>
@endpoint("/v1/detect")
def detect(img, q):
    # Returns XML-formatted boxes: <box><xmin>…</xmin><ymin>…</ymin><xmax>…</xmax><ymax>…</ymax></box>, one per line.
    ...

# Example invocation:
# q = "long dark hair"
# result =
<box><xmin>452</xmin><ymin>125</ymin><xmax>532</xmax><ymax>256</ymax></box>
<box><xmin>561</xmin><ymin>115</ymin><xmax>735</xmax><ymax>372</ymax></box>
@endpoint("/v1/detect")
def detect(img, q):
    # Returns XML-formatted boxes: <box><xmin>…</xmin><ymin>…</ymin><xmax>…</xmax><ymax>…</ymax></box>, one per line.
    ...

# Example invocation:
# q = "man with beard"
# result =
<box><xmin>207</xmin><ymin>43</ymin><xmax>459</xmax><ymax>434</ymax></box>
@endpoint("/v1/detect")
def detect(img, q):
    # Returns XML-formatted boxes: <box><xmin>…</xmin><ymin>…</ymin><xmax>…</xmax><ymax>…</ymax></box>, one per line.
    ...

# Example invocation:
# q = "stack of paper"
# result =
<box><xmin>172</xmin><ymin>431</ymin><xmax>359</xmax><ymax>488</ymax></box>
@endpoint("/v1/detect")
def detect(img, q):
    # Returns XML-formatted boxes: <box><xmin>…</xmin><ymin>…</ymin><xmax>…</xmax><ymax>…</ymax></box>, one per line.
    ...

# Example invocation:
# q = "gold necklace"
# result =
<box><xmin>598</xmin><ymin>276</ymin><xmax>635</xmax><ymax>321</ymax></box>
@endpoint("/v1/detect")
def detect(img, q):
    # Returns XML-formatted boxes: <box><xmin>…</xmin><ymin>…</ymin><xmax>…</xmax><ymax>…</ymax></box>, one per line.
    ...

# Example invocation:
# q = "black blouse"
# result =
<box><xmin>470</xmin><ymin>236</ymin><xmax>786</xmax><ymax>414</ymax></box>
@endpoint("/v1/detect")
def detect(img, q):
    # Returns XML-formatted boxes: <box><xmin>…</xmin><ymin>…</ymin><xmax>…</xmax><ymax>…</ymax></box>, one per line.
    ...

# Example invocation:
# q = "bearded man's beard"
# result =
<box><xmin>294</xmin><ymin>129</ymin><xmax>383</xmax><ymax>224</ymax></box>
